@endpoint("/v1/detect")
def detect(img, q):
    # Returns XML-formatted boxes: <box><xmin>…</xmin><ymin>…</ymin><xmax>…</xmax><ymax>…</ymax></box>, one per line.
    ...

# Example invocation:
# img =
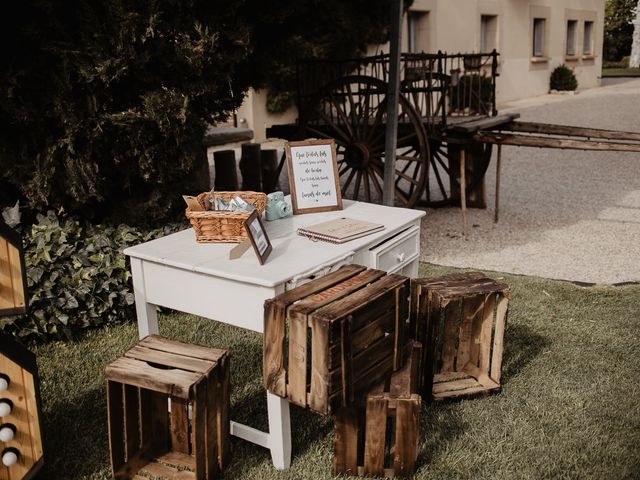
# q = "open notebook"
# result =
<box><xmin>297</xmin><ymin>217</ymin><xmax>384</xmax><ymax>244</ymax></box>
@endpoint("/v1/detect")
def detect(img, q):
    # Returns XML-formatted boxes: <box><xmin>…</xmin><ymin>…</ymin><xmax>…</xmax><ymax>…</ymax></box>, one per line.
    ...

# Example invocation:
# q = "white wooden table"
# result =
<box><xmin>124</xmin><ymin>199</ymin><xmax>425</xmax><ymax>469</ymax></box>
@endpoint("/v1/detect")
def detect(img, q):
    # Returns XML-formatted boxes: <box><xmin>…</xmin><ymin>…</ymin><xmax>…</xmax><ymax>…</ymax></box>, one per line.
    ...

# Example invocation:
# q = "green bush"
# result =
<box><xmin>0</xmin><ymin>211</ymin><xmax>182</xmax><ymax>341</ymax></box>
<box><xmin>550</xmin><ymin>65</ymin><xmax>578</xmax><ymax>91</ymax></box>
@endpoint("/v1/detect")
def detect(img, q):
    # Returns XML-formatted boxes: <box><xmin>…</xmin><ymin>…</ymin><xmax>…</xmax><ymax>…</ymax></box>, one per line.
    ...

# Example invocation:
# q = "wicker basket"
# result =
<box><xmin>186</xmin><ymin>191</ymin><xmax>267</xmax><ymax>243</ymax></box>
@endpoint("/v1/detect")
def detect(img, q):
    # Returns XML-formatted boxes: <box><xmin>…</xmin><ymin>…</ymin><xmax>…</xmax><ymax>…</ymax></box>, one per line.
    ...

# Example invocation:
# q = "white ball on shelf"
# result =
<box><xmin>0</xmin><ymin>378</ymin><xmax>8</xmax><ymax>392</ymax></box>
<box><xmin>0</xmin><ymin>402</ymin><xmax>11</xmax><ymax>417</ymax></box>
<box><xmin>0</xmin><ymin>427</ymin><xmax>14</xmax><ymax>442</ymax></box>
<box><xmin>2</xmin><ymin>450</ymin><xmax>18</xmax><ymax>467</ymax></box>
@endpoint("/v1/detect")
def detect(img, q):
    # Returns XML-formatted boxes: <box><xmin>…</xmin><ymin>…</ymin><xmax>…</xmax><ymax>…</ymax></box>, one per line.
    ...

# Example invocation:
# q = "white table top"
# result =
<box><xmin>124</xmin><ymin>200</ymin><xmax>425</xmax><ymax>288</ymax></box>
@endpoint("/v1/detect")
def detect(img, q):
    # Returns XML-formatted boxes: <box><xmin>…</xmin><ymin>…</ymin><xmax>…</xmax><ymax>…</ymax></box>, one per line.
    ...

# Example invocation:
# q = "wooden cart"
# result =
<box><xmin>267</xmin><ymin>51</ymin><xmax>640</xmax><ymax>209</ymax></box>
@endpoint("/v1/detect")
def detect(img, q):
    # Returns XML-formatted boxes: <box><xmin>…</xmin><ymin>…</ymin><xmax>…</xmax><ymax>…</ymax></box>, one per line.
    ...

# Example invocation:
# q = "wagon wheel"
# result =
<box><xmin>422</xmin><ymin>138</ymin><xmax>492</xmax><ymax>207</ymax></box>
<box><xmin>300</xmin><ymin>75</ymin><xmax>429</xmax><ymax>208</ymax></box>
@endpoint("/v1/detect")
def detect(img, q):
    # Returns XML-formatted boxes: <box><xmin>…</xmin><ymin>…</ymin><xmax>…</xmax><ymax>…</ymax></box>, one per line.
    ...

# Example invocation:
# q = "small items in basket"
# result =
<box><xmin>184</xmin><ymin>190</ymin><xmax>267</xmax><ymax>243</ymax></box>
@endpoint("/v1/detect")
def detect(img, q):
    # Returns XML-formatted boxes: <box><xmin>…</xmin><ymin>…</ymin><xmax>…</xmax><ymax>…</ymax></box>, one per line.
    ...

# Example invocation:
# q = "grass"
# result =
<box><xmin>602</xmin><ymin>67</ymin><xmax>640</xmax><ymax>78</ymax></box>
<box><xmin>31</xmin><ymin>263</ymin><xmax>640</xmax><ymax>479</ymax></box>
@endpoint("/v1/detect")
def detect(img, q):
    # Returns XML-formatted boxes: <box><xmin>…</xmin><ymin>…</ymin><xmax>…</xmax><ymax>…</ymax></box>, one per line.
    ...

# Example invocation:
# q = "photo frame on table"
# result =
<box><xmin>243</xmin><ymin>210</ymin><xmax>272</xmax><ymax>265</ymax></box>
<box><xmin>285</xmin><ymin>139</ymin><xmax>343</xmax><ymax>215</ymax></box>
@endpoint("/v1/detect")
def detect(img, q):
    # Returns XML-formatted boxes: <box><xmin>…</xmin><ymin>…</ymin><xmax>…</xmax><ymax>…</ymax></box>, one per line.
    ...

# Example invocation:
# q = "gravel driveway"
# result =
<box><xmin>420</xmin><ymin>78</ymin><xmax>640</xmax><ymax>284</ymax></box>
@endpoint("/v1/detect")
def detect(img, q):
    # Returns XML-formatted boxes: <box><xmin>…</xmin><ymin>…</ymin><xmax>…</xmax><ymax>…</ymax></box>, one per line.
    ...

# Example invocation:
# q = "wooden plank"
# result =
<box><xmin>123</xmin><ymin>384</ymin><xmax>140</xmax><ymax>460</ymax></box>
<box><xmin>268</xmin><ymin>264</ymin><xmax>366</xmax><ymax>306</ymax></box>
<box><xmin>314</xmin><ymin>275</ymin><xmax>409</xmax><ymax>323</ymax></box>
<box><xmin>156</xmin><ymin>451</ymin><xmax>196</xmax><ymax>469</ymax></box>
<box><xmin>308</xmin><ymin>316</ymin><xmax>330</xmax><ymax>414</ymax></box>
<box><xmin>140</xmin><ymin>461</ymin><xmax>196</xmax><ymax>480</ymax></box>
<box><xmin>0</xmin><ymin>239</ymin><xmax>14</xmax><ymax>310</ymax></box>
<box><xmin>433</xmin><ymin>371</ymin><xmax>470</xmax><ymax>383</ymax></box>
<box><xmin>363</xmin><ymin>396</ymin><xmax>388</xmax><ymax>476</ymax></box>
<box><xmin>107</xmin><ymin>380</ymin><xmax>126</xmax><ymax>477</ymax></box>
<box><xmin>21</xmin><ymin>369</ymin><xmax>43</xmax><ymax>465</ymax></box>
<box><xmin>205</xmin><ymin>366</ymin><xmax>219</xmax><ymax>479</ymax></box>
<box><xmin>457</xmin><ymin>295</ymin><xmax>484</xmax><ymax>371</ymax></box>
<box><xmin>125</xmin><ymin>345</ymin><xmax>214</xmax><ymax>374</ymax></box>
<box><xmin>263</xmin><ymin>300</ymin><xmax>287</xmax><ymax>396</ymax></box>
<box><xmin>393</xmin><ymin>286</ymin><xmax>405</xmax><ymax>370</ymax></box>
<box><xmin>440</xmin><ymin>302</ymin><xmax>459</xmax><ymax>372</ymax></box>
<box><xmin>339</xmin><ymin>316</ymin><xmax>353</xmax><ymax>406</ymax></box>
<box><xmin>501</xmin><ymin>120</ymin><xmax>640</xmax><ymax>142</ymax></box>
<box><xmin>192</xmin><ymin>380</ymin><xmax>207</xmax><ymax>480</ymax></box>
<box><xmin>290</xmin><ymin>269</ymin><xmax>386</xmax><ymax>315</ymax></box>
<box><xmin>287</xmin><ymin>309</ymin><xmax>308</xmax><ymax>407</ymax></box>
<box><xmin>106</xmin><ymin>357</ymin><xmax>201</xmax><ymax>399</ymax></box>
<box><xmin>7</xmin><ymin>243</ymin><xmax>25</xmax><ymax>310</ymax></box>
<box><xmin>393</xmin><ymin>396</ymin><xmax>421</xmax><ymax>477</ymax></box>
<box><xmin>169</xmin><ymin>397</ymin><xmax>190</xmax><ymax>454</ymax></box>
<box><xmin>449</xmin><ymin>113</ymin><xmax>520</xmax><ymax>132</ymax></box>
<box><xmin>422</xmin><ymin>291</ymin><xmax>437</xmax><ymax>399</ymax></box>
<box><xmin>473</xmin><ymin>131</ymin><xmax>640</xmax><ymax>153</ymax></box>
<box><xmin>491</xmin><ymin>293</ymin><xmax>509</xmax><ymax>383</ymax></box>
<box><xmin>138</xmin><ymin>335</ymin><xmax>226</xmax><ymax>362</ymax></box>
<box><xmin>333</xmin><ymin>406</ymin><xmax>359</xmax><ymax>475</ymax></box>
<box><xmin>433</xmin><ymin>385</ymin><xmax>491</xmax><ymax>400</ymax></box>
<box><xmin>217</xmin><ymin>355</ymin><xmax>231</xmax><ymax>469</ymax></box>
<box><xmin>432</xmin><ymin>377</ymin><xmax>479</xmax><ymax>394</ymax></box>
<box><xmin>479</xmin><ymin>293</ymin><xmax>496</xmax><ymax>374</ymax></box>
<box><xmin>139</xmin><ymin>389</ymin><xmax>169</xmax><ymax>456</ymax></box>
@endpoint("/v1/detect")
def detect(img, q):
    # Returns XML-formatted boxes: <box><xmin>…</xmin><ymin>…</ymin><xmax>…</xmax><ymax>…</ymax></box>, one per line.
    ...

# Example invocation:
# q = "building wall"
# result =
<box><xmin>239</xmin><ymin>0</ymin><xmax>605</xmax><ymax>140</ymax></box>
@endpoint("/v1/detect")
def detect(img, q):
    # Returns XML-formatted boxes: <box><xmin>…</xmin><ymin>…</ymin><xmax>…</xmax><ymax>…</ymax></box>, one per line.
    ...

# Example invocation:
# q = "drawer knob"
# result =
<box><xmin>395</xmin><ymin>252</ymin><xmax>406</xmax><ymax>263</ymax></box>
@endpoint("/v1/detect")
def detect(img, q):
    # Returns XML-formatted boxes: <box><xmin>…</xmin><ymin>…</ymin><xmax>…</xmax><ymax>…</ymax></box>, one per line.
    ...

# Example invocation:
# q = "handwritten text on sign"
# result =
<box><xmin>289</xmin><ymin>143</ymin><xmax>339</xmax><ymax>210</ymax></box>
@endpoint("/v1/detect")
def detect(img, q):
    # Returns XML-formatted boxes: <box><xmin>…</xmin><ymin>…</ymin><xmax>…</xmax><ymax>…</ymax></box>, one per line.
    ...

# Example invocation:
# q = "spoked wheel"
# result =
<box><xmin>300</xmin><ymin>75</ymin><xmax>429</xmax><ymax>208</ymax></box>
<box><xmin>423</xmin><ymin>139</ymin><xmax>493</xmax><ymax>207</ymax></box>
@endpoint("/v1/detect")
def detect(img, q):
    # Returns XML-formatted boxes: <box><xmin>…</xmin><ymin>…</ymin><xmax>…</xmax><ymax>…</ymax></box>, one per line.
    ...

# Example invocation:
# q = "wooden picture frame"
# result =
<box><xmin>285</xmin><ymin>139</ymin><xmax>343</xmax><ymax>215</ymax></box>
<box><xmin>243</xmin><ymin>210</ymin><xmax>273</xmax><ymax>265</ymax></box>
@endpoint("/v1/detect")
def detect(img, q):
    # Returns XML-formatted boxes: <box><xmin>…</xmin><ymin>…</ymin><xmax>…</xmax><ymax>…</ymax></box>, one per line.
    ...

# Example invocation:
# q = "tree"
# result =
<box><xmin>631</xmin><ymin>1</ymin><xmax>640</xmax><ymax>67</ymax></box>
<box><xmin>604</xmin><ymin>0</ymin><xmax>636</xmax><ymax>61</ymax></box>
<box><xmin>0</xmin><ymin>0</ymin><xmax>397</xmax><ymax>225</ymax></box>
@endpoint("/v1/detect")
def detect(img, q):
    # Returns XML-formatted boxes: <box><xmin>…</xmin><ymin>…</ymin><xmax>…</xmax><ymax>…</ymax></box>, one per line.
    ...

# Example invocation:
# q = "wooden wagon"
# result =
<box><xmin>267</xmin><ymin>51</ymin><xmax>640</xmax><ymax>210</ymax></box>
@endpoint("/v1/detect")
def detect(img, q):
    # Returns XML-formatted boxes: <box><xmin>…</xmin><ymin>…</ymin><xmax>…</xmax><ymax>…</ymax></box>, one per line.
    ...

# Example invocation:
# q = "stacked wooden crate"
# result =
<box><xmin>263</xmin><ymin>264</ymin><xmax>410</xmax><ymax>415</ymax></box>
<box><xmin>264</xmin><ymin>265</ymin><xmax>422</xmax><ymax>477</ymax></box>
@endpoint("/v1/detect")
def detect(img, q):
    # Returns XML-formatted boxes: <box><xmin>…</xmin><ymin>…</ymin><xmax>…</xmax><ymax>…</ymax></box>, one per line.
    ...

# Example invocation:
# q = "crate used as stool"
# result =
<box><xmin>264</xmin><ymin>264</ymin><xmax>410</xmax><ymax>415</ymax></box>
<box><xmin>333</xmin><ymin>341</ymin><xmax>422</xmax><ymax>478</ymax></box>
<box><xmin>105</xmin><ymin>335</ymin><xmax>230</xmax><ymax>480</ymax></box>
<box><xmin>411</xmin><ymin>271</ymin><xmax>510</xmax><ymax>401</ymax></box>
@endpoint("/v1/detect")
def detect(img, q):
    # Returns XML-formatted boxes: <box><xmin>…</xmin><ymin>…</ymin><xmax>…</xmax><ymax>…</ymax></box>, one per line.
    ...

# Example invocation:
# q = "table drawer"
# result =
<box><xmin>369</xmin><ymin>226</ymin><xmax>420</xmax><ymax>272</ymax></box>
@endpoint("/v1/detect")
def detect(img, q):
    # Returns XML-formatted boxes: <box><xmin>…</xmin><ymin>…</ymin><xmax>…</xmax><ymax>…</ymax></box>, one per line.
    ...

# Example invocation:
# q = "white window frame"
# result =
<box><xmin>532</xmin><ymin>18</ymin><xmax>546</xmax><ymax>58</ymax></box>
<box><xmin>566</xmin><ymin>20</ymin><xmax>578</xmax><ymax>56</ymax></box>
<box><xmin>480</xmin><ymin>15</ymin><xmax>498</xmax><ymax>53</ymax></box>
<box><xmin>583</xmin><ymin>20</ymin><xmax>594</xmax><ymax>56</ymax></box>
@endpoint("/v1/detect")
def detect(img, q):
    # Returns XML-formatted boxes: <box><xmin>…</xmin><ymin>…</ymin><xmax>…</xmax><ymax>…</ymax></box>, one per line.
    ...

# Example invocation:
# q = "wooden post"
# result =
<box><xmin>382</xmin><ymin>0</ymin><xmax>403</xmax><ymax>207</ymax></box>
<box><xmin>239</xmin><ymin>143</ymin><xmax>262</xmax><ymax>191</ymax></box>
<box><xmin>460</xmin><ymin>148</ymin><xmax>468</xmax><ymax>236</ymax></box>
<box><xmin>213</xmin><ymin>150</ymin><xmax>239</xmax><ymax>191</ymax></box>
<box><xmin>261</xmin><ymin>148</ymin><xmax>279</xmax><ymax>193</ymax></box>
<box><xmin>494</xmin><ymin>144</ymin><xmax>502</xmax><ymax>223</ymax></box>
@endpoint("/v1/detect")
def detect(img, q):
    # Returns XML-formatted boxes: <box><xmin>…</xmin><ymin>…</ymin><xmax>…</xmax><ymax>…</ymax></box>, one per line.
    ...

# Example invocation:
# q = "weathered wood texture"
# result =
<box><xmin>239</xmin><ymin>143</ymin><xmax>262</xmax><ymax>191</ymax></box>
<box><xmin>264</xmin><ymin>265</ymin><xmax>411</xmax><ymax>415</ymax></box>
<box><xmin>213</xmin><ymin>150</ymin><xmax>239</xmax><ymax>191</ymax></box>
<box><xmin>333</xmin><ymin>344</ymin><xmax>422</xmax><ymax>478</ymax></box>
<box><xmin>0</xmin><ymin>230</ymin><xmax>28</xmax><ymax>316</ymax></box>
<box><xmin>105</xmin><ymin>335</ymin><xmax>230</xmax><ymax>479</ymax></box>
<box><xmin>410</xmin><ymin>272</ymin><xmax>510</xmax><ymax>401</ymax></box>
<box><xmin>260</xmin><ymin>148</ymin><xmax>279</xmax><ymax>193</ymax></box>
<box><xmin>473</xmin><ymin>131</ymin><xmax>640</xmax><ymax>153</ymax></box>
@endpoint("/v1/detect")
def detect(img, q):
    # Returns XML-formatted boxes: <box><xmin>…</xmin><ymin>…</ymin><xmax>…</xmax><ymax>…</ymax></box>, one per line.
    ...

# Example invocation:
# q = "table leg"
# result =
<box><xmin>267</xmin><ymin>392</ymin><xmax>291</xmax><ymax>469</ymax></box>
<box><xmin>130</xmin><ymin>258</ymin><xmax>159</xmax><ymax>339</ymax></box>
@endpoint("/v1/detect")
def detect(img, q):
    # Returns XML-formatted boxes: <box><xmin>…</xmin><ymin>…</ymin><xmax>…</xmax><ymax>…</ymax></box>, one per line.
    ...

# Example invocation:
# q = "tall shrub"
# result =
<box><xmin>0</xmin><ymin>0</ymin><xmax>397</xmax><ymax>225</ymax></box>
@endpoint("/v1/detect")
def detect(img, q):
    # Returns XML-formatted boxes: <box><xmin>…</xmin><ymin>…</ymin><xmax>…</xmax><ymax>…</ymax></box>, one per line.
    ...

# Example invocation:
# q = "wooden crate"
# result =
<box><xmin>410</xmin><ymin>272</ymin><xmax>510</xmax><ymax>401</ymax></box>
<box><xmin>333</xmin><ymin>341</ymin><xmax>422</xmax><ymax>478</ymax></box>
<box><xmin>105</xmin><ymin>335</ymin><xmax>230</xmax><ymax>480</ymax></box>
<box><xmin>264</xmin><ymin>264</ymin><xmax>410</xmax><ymax>415</ymax></box>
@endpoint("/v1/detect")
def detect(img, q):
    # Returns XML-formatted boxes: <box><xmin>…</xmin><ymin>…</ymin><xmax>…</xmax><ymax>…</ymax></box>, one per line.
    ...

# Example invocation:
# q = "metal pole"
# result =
<box><xmin>383</xmin><ymin>0</ymin><xmax>403</xmax><ymax>206</ymax></box>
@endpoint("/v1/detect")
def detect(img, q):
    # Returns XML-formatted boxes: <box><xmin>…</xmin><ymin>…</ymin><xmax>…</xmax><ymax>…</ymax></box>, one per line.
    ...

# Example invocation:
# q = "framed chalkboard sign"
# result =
<box><xmin>285</xmin><ymin>139</ymin><xmax>343</xmax><ymax>215</ymax></box>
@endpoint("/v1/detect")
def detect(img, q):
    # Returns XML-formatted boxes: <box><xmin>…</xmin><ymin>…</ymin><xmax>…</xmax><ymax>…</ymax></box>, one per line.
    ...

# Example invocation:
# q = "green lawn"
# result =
<box><xmin>32</xmin><ymin>264</ymin><xmax>640</xmax><ymax>479</ymax></box>
<box><xmin>602</xmin><ymin>67</ymin><xmax>640</xmax><ymax>77</ymax></box>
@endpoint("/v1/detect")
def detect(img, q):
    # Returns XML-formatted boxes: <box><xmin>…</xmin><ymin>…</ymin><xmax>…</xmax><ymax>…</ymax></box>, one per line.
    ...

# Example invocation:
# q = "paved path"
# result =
<box><xmin>420</xmin><ymin>78</ymin><xmax>640</xmax><ymax>285</ymax></box>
